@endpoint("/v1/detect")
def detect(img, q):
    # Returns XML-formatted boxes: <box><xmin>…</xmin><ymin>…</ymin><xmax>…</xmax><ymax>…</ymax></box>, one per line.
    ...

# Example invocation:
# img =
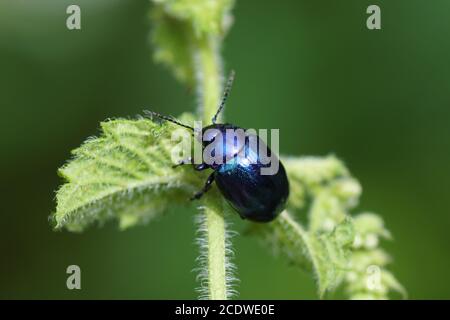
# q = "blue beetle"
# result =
<box><xmin>146</xmin><ymin>71</ymin><xmax>289</xmax><ymax>222</ymax></box>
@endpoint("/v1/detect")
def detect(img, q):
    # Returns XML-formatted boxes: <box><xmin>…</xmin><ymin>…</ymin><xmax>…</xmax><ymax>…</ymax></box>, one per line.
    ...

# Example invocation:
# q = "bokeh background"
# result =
<box><xmin>1</xmin><ymin>0</ymin><xmax>449</xmax><ymax>299</ymax></box>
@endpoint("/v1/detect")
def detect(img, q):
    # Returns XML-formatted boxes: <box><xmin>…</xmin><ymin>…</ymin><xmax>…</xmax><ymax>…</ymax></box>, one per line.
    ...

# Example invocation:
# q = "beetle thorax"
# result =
<box><xmin>199</xmin><ymin>123</ymin><xmax>253</xmax><ymax>167</ymax></box>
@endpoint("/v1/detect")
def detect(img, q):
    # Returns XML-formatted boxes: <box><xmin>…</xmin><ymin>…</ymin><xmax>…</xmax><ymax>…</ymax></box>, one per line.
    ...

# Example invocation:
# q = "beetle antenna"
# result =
<box><xmin>212</xmin><ymin>70</ymin><xmax>235</xmax><ymax>124</ymax></box>
<box><xmin>143</xmin><ymin>110</ymin><xmax>194</xmax><ymax>131</ymax></box>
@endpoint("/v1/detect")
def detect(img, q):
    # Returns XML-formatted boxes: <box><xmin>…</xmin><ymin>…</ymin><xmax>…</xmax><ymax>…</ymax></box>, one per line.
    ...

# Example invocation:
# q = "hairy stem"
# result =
<box><xmin>195</xmin><ymin>36</ymin><xmax>223</xmax><ymax>123</ymax></box>
<box><xmin>203</xmin><ymin>203</ymin><xmax>227</xmax><ymax>299</ymax></box>
<box><xmin>194</xmin><ymin>35</ymin><xmax>228</xmax><ymax>300</ymax></box>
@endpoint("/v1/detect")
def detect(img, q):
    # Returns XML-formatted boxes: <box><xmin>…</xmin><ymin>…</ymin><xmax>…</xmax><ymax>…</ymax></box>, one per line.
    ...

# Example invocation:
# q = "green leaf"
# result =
<box><xmin>249</xmin><ymin>156</ymin><xmax>404</xmax><ymax>298</ymax></box>
<box><xmin>308</xmin><ymin>218</ymin><xmax>354</xmax><ymax>296</ymax></box>
<box><xmin>344</xmin><ymin>213</ymin><xmax>407</xmax><ymax>299</ymax></box>
<box><xmin>52</xmin><ymin>113</ymin><xmax>204</xmax><ymax>231</ymax></box>
<box><xmin>150</xmin><ymin>0</ymin><xmax>234</xmax><ymax>86</ymax></box>
<box><xmin>250</xmin><ymin>211</ymin><xmax>354</xmax><ymax>297</ymax></box>
<box><xmin>154</xmin><ymin>0</ymin><xmax>234</xmax><ymax>36</ymax></box>
<box><xmin>150</xmin><ymin>6</ymin><xmax>196</xmax><ymax>85</ymax></box>
<box><xmin>249</xmin><ymin>211</ymin><xmax>312</xmax><ymax>272</ymax></box>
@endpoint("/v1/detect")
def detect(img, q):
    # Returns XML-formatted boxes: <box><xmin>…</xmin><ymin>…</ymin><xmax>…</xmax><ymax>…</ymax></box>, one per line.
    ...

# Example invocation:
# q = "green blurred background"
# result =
<box><xmin>1</xmin><ymin>0</ymin><xmax>449</xmax><ymax>299</ymax></box>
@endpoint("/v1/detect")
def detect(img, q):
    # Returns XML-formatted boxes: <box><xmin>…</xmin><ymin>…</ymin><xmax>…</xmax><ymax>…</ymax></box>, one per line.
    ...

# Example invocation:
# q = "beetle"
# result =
<box><xmin>145</xmin><ymin>71</ymin><xmax>289</xmax><ymax>222</ymax></box>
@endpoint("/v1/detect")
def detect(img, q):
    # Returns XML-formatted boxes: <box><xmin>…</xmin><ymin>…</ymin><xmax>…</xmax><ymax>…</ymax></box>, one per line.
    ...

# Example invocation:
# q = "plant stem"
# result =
<box><xmin>196</xmin><ymin>36</ymin><xmax>223</xmax><ymax>123</ymax></box>
<box><xmin>194</xmin><ymin>34</ymin><xmax>228</xmax><ymax>300</ymax></box>
<box><xmin>203</xmin><ymin>203</ymin><xmax>227</xmax><ymax>299</ymax></box>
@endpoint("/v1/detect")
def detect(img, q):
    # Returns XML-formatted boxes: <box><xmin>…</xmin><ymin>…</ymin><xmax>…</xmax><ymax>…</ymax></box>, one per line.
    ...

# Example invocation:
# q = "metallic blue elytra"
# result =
<box><xmin>146</xmin><ymin>70</ymin><xmax>289</xmax><ymax>223</ymax></box>
<box><xmin>199</xmin><ymin>123</ymin><xmax>289</xmax><ymax>222</ymax></box>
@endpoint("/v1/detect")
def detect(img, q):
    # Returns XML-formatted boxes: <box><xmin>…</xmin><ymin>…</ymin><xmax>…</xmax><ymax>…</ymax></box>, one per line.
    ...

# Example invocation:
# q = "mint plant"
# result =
<box><xmin>52</xmin><ymin>0</ymin><xmax>404</xmax><ymax>299</ymax></box>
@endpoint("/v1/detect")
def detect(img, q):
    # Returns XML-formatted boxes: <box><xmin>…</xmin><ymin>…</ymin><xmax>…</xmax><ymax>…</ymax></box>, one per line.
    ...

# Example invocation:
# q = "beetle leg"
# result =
<box><xmin>190</xmin><ymin>172</ymin><xmax>215</xmax><ymax>200</ymax></box>
<box><xmin>172</xmin><ymin>157</ymin><xmax>192</xmax><ymax>168</ymax></box>
<box><xmin>193</xmin><ymin>163</ymin><xmax>210</xmax><ymax>171</ymax></box>
<box><xmin>173</xmin><ymin>158</ymin><xmax>211</xmax><ymax>171</ymax></box>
